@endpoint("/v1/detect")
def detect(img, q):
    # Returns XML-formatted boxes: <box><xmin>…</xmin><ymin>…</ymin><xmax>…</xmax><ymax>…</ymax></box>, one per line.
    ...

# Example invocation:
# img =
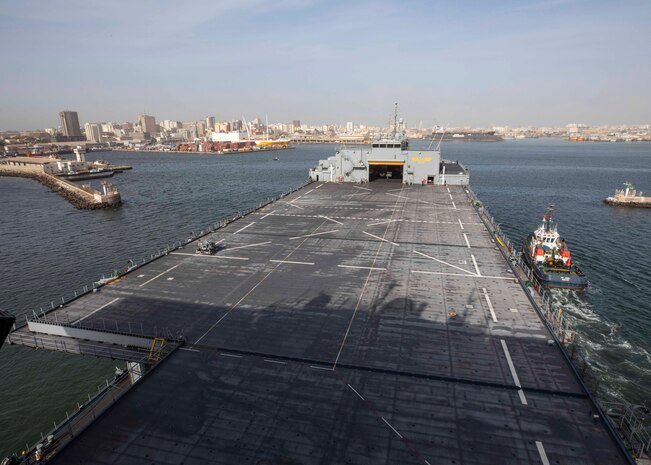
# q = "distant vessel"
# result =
<box><xmin>523</xmin><ymin>206</ymin><xmax>588</xmax><ymax>290</ymax></box>
<box><xmin>604</xmin><ymin>182</ymin><xmax>651</xmax><ymax>208</ymax></box>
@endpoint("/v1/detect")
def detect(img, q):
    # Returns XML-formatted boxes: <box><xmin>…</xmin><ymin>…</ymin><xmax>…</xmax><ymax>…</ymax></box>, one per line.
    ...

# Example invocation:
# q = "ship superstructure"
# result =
<box><xmin>310</xmin><ymin>106</ymin><xmax>468</xmax><ymax>185</ymax></box>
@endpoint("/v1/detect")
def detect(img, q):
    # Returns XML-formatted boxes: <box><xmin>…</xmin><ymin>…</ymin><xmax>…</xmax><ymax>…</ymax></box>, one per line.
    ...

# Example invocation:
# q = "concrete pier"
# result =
<box><xmin>0</xmin><ymin>165</ymin><xmax>121</xmax><ymax>209</ymax></box>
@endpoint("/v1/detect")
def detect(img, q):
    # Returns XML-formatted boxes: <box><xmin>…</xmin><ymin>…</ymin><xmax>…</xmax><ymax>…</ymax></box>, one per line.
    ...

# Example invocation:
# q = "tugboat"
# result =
<box><xmin>523</xmin><ymin>206</ymin><xmax>588</xmax><ymax>290</ymax></box>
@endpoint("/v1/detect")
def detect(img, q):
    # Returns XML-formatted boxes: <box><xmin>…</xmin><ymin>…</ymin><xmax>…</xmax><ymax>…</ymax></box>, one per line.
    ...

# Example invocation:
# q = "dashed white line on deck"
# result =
<box><xmin>471</xmin><ymin>254</ymin><xmax>482</xmax><ymax>276</ymax></box>
<box><xmin>536</xmin><ymin>441</ymin><xmax>550</xmax><ymax>465</ymax></box>
<box><xmin>463</xmin><ymin>233</ymin><xmax>471</xmax><ymax>248</ymax></box>
<box><xmin>261</xmin><ymin>211</ymin><xmax>275</xmax><ymax>219</ymax></box>
<box><xmin>353</xmin><ymin>185</ymin><xmax>372</xmax><ymax>191</ymax></box>
<box><xmin>367</xmin><ymin>219</ymin><xmax>402</xmax><ymax>227</ymax></box>
<box><xmin>139</xmin><ymin>264</ymin><xmax>181</xmax><ymax>287</ymax></box>
<box><xmin>500</xmin><ymin>339</ymin><xmax>528</xmax><ymax>405</ymax></box>
<box><xmin>458</xmin><ymin>218</ymin><xmax>464</xmax><ymax>230</ymax></box>
<box><xmin>264</xmin><ymin>359</ymin><xmax>287</xmax><ymax>364</ymax></box>
<box><xmin>347</xmin><ymin>384</ymin><xmax>365</xmax><ymax>400</ymax></box>
<box><xmin>381</xmin><ymin>417</ymin><xmax>404</xmax><ymax>439</ymax></box>
<box><xmin>221</xmin><ymin>353</ymin><xmax>242</xmax><ymax>358</ymax></box>
<box><xmin>482</xmin><ymin>287</ymin><xmax>498</xmax><ymax>322</ymax></box>
<box><xmin>233</xmin><ymin>222</ymin><xmax>255</xmax><ymax>234</ymax></box>
<box><xmin>362</xmin><ymin>231</ymin><xmax>400</xmax><ymax>246</ymax></box>
<box><xmin>452</xmin><ymin>201</ymin><xmax>457</xmax><ymax>209</ymax></box>
<box><xmin>315</xmin><ymin>183</ymin><xmax>324</xmax><ymax>189</ymax></box>
<box><xmin>289</xmin><ymin>230</ymin><xmax>339</xmax><ymax>240</ymax></box>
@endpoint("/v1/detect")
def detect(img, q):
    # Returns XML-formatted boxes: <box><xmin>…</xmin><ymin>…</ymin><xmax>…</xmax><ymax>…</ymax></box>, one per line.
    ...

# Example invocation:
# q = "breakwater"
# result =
<box><xmin>0</xmin><ymin>169</ymin><xmax>121</xmax><ymax>209</ymax></box>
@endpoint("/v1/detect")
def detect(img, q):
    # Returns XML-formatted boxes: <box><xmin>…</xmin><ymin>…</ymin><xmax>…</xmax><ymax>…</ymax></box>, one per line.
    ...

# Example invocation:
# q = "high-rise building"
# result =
<box><xmin>292</xmin><ymin>120</ymin><xmax>301</xmax><ymax>132</ymax></box>
<box><xmin>138</xmin><ymin>115</ymin><xmax>157</xmax><ymax>134</ymax></box>
<box><xmin>59</xmin><ymin>111</ymin><xmax>82</xmax><ymax>138</ymax></box>
<box><xmin>84</xmin><ymin>123</ymin><xmax>102</xmax><ymax>142</ymax></box>
<box><xmin>346</xmin><ymin>122</ymin><xmax>354</xmax><ymax>134</ymax></box>
<box><xmin>205</xmin><ymin>116</ymin><xmax>215</xmax><ymax>130</ymax></box>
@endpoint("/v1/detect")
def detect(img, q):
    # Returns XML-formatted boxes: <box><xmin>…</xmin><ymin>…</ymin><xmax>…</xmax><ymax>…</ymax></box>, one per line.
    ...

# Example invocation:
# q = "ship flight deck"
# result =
<box><xmin>9</xmin><ymin>182</ymin><xmax>631</xmax><ymax>464</ymax></box>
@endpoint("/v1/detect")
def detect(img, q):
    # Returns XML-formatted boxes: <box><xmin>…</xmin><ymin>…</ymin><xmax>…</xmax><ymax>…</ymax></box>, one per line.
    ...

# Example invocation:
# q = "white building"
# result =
<box><xmin>84</xmin><ymin>123</ymin><xmax>103</xmax><ymax>142</ymax></box>
<box><xmin>211</xmin><ymin>131</ymin><xmax>249</xmax><ymax>142</ymax></box>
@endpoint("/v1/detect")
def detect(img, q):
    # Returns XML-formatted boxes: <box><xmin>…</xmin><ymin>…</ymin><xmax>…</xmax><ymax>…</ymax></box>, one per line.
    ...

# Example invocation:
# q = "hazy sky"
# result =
<box><xmin>1</xmin><ymin>0</ymin><xmax>650</xmax><ymax>130</ymax></box>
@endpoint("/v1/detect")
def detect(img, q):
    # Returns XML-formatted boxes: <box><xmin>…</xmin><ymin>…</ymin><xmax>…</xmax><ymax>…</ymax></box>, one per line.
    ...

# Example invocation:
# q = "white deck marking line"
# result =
<box><xmin>303</xmin><ymin>189</ymin><xmax>315</xmax><ymax>195</ymax></box>
<box><xmin>338</xmin><ymin>264</ymin><xmax>387</xmax><ymax>271</ymax></box>
<box><xmin>172</xmin><ymin>253</ymin><xmax>249</xmax><ymax>261</ymax></box>
<box><xmin>362</xmin><ymin>231</ymin><xmax>400</xmax><ymax>246</ymax></box>
<box><xmin>264</xmin><ymin>359</ymin><xmax>287</xmax><ymax>364</ymax></box>
<box><xmin>261</xmin><ymin>211</ymin><xmax>275</xmax><ymax>219</ymax></box>
<box><xmin>381</xmin><ymin>417</ymin><xmax>404</xmax><ymax>439</ymax></box>
<box><xmin>315</xmin><ymin>183</ymin><xmax>324</xmax><ymax>189</ymax></box>
<box><xmin>536</xmin><ymin>441</ymin><xmax>550</xmax><ymax>465</ymax></box>
<box><xmin>411</xmin><ymin>270</ymin><xmax>516</xmax><ymax>280</ymax></box>
<box><xmin>310</xmin><ymin>365</ymin><xmax>334</xmax><ymax>371</ymax></box>
<box><xmin>290</xmin><ymin>194</ymin><xmax>303</xmax><ymax>203</ymax></box>
<box><xmin>139</xmin><ymin>264</ymin><xmax>181</xmax><ymax>287</ymax></box>
<box><xmin>386</xmin><ymin>193</ymin><xmax>410</xmax><ymax>200</ymax></box>
<box><xmin>449</xmin><ymin>193</ymin><xmax>454</xmax><ymax>200</ymax></box>
<box><xmin>463</xmin><ymin>233</ymin><xmax>471</xmax><ymax>248</ymax></box>
<box><xmin>471</xmin><ymin>254</ymin><xmax>482</xmax><ymax>276</ymax></box>
<box><xmin>353</xmin><ymin>185</ymin><xmax>372</xmax><ymax>191</ymax></box>
<box><xmin>367</xmin><ymin>219</ymin><xmax>402</xmax><ymax>226</ymax></box>
<box><xmin>233</xmin><ymin>222</ymin><xmax>255</xmax><ymax>234</ymax></box>
<box><xmin>482</xmin><ymin>287</ymin><xmax>498</xmax><ymax>322</ymax></box>
<box><xmin>414</xmin><ymin>250</ymin><xmax>476</xmax><ymax>276</ymax></box>
<box><xmin>269</xmin><ymin>259</ymin><xmax>315</xmax><ymax>265</ymax></box>
<box><xmin>73</xmin><ymin>297</ymin><xmax>120</xmax><ymax>324</ymax></box>
<box><xmin>347</xmin><ymin>384</ymin><xmax>365</xmax><ymax>400</ymax></box>
<box><xmin>446</xmin><ymin>187</ymin><xmax>450</xmax><ymax>193</ymax></box>
<box><xmin>458</xmin><ymin>218</ymin><xmax>464</xmax><ymax>230</ymax></box>
<box><xmin>334</xmin><ymin>188</ymin><xmax>404</xmax><ymax>368</ymax></box>
<box><xmin>289</xmin><ymin>230</ymin><xmax>339</xmax><ymax>240</ymax></box>
<box><xmin>221</xmin><ymin>353</ymin><xmax>242</xmax><ymax>358</ymax></box>
<box><xmin>226</xmin><ymin>241</ymin><xmax>271</xmax><ymax>251</ymax></box>
<box><xmin>500</xmin><ymin>339</ymin><xmax>528</xmax><ymax>405</ymax></box>
<box><xmin>425</xmin><ymin>461</ymin><xmax>432</xmax><ymax>465</ymax></box>
<box><xmin>452</xmin><ymin>201</ymin><xmax>457</xmax><ymax>210</ymax></box>
<box><xmin>179</xmin><ymin>347</ymin><xmax>200</xmax><ymax>352</ymax></box>
<box><xmin>347</xmin><ymin>192</ymin><xmax>369</xmax><ymax>197</ymax></box>
<box><xmin>320</xmin><ymin>215</ymin><xmax>343</xmax><ymax>225</ymax></box>
<box><xmin>287</xmin><ymin>203</ymin><xmax>305</xmax><ymax>210</ymax></box>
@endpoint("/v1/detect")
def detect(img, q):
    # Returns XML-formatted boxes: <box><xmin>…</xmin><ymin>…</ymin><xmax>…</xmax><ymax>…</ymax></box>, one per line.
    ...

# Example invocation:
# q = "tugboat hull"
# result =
<box><xmin>523</xmin><ymin>237</ymin><xmax>588</xmax><ymax>290</ymax></box>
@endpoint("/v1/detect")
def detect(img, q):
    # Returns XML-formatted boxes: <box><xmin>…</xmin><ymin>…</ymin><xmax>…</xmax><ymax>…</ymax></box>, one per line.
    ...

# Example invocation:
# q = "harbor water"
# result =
<box><xmin>0</xmin><ymin>140</ymin><xmax>650</xmax><ymax>456</ymax></box>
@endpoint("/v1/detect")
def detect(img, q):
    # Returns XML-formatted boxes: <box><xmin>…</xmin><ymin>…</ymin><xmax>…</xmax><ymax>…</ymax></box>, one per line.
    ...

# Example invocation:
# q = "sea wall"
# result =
<box><xmin>0</xmin><ymin>167</ymin><xmax>121</xmax><ymax>209</ymax></box>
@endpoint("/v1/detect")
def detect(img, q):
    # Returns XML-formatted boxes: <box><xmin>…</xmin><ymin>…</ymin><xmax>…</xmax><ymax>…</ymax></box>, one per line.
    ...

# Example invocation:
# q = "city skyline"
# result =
<box><xmin>1</xmin><ymin>0</ymin><xmax>650</xmax><ymax>130</ymax></box>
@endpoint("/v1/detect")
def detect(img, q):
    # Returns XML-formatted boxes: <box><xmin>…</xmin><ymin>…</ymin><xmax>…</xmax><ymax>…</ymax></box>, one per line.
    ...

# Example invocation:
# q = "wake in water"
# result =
<box><xmin>548</xmin><ymin>288</ymin><xmax>651</xmax><ymax>406</ymax></box>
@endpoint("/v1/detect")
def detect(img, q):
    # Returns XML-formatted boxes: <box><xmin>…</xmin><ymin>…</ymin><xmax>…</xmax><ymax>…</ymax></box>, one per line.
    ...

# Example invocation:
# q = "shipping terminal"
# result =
<box><xmin>1</xmin><ymin>126</ymin><xmax>648</xmax><ymax>464</ymax></box>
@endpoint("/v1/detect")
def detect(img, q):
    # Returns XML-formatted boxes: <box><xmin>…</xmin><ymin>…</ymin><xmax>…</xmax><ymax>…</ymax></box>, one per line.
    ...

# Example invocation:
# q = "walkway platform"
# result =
<box><xmin>10</xmin><ymin>182</ymin><xmax>631</xmax><ymax>464</ymax></box>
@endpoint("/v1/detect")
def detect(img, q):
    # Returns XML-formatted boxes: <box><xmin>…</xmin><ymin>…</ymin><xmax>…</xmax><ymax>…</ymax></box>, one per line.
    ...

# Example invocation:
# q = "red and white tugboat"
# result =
<box><xmin>523</xmin><ymin>206</ymin><xmax>588</xmax><ymax>290</ymax></box>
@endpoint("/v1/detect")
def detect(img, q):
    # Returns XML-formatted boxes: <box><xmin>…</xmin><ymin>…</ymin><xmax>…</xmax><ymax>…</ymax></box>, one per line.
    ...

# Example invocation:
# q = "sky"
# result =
<box><xmin>1</xmin><ymin>0</ymin><xmax>650</xmax><ymax>130</ymax></box>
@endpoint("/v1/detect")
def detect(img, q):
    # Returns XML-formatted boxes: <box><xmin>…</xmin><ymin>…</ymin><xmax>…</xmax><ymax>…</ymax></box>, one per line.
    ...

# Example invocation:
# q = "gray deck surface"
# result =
<box><xmin>38</xmin><ymin>182</ymin><xmax>627</xmax><ymax>464</ymax></box>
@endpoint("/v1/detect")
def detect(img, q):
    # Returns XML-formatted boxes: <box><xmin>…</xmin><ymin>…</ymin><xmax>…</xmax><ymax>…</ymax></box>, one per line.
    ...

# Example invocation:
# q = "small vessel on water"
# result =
<box><xmin>523</xmin><ymin>206</ymin><xmax>588</xmax><ymax>290</ymax></box>
<box><xmin>604</xmin><ymin>182</ymin><xmax>651</xmax><ymax>208</ymax></box>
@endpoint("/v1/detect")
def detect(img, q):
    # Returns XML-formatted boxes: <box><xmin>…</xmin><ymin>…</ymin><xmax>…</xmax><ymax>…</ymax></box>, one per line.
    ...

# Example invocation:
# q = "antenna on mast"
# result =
<box><xmin>393</xmin><ymin>102</ymin><xmax>398</xmax><ymax>137</ymax></box>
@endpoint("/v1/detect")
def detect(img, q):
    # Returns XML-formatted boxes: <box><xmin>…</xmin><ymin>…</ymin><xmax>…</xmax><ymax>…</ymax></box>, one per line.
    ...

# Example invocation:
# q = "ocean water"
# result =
<box><xmin>0</xmin><ymin>139</ymin><xmax>649</xmax><ymax>456</ymax></box>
